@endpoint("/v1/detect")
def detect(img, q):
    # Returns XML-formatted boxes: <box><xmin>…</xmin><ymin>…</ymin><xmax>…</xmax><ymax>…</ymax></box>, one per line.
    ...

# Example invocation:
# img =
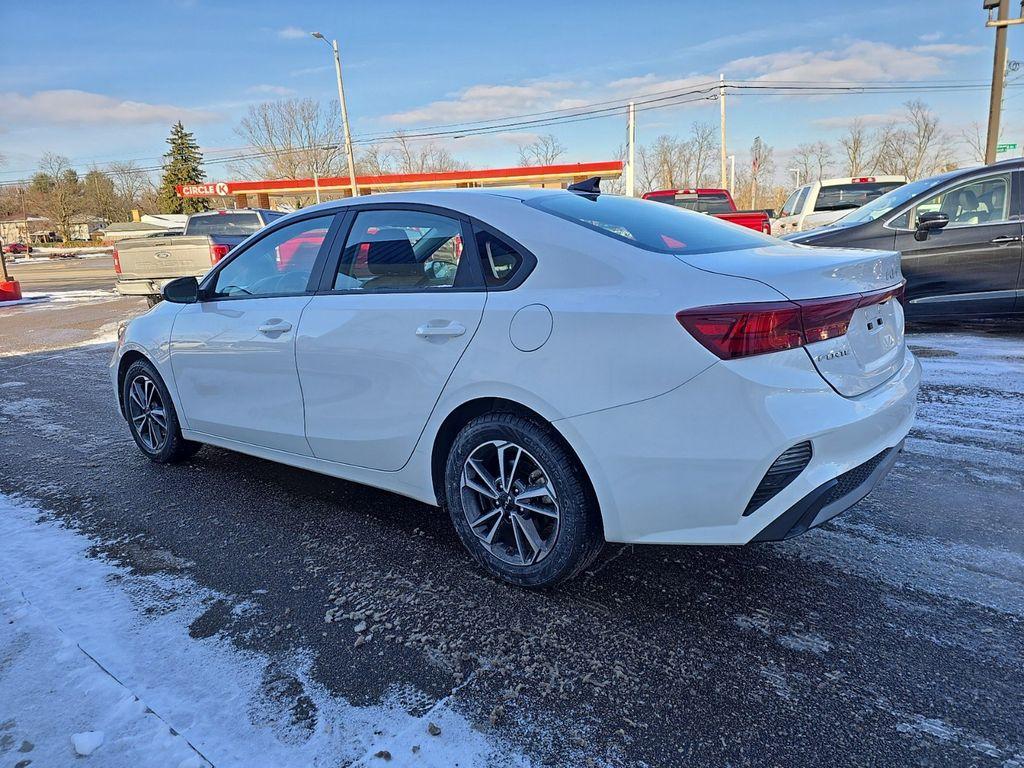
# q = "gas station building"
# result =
<box><xmin>176</xmin><ymin>161</ymin><xmax>623</xmax><ymax>208</ymax></box>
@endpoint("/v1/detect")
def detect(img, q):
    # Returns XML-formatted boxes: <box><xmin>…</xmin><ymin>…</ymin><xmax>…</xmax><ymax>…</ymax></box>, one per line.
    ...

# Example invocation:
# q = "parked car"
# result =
<box><xmin>642</xmin><ymin>188</ymin><xmax>773</xmax><ymax>234</ymax></box>
<box><xmin>112</xmin><ymin>186</ymin><xmax>919</xmax><ymax>587</ymax></box>
<box><xmin>782</xmin><ymin>161</ymin><xmax>1024</xmax><ymax>319</ymax></box>
<box><xmin>114</xmin><ymin>209</ymin><xmax>284</xmax><ymax>305</ymax></box>
<box><xmin>3</xmin><ymin>242</ymin><xmax>32</xmax><ymax>254</ymax></box>
<box><xmin>773</xmin><ymin>176</ymin><xmax>907</xmax><ymax>235</ymax></box>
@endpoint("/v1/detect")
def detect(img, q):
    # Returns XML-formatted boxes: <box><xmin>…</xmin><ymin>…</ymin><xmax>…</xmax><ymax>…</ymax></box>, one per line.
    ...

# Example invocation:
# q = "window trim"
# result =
<box><xmin>315</xmin><ymin>202</ymin><xmax>487</xmax><ymax>295</ymax></box>
<box><xmin>883</xmin><ymin>170</ymin><xmax>1022</xmax><ymax>232</ymax></box>
<box><xmin>468</xmin><ymin>218</ymin><xmax>538</xmax><ymax>291</ymax></box>
<box><xmin>197</xmin><ymin>210</ymin><xmax>346</xmax><ymax>302</ymax></box>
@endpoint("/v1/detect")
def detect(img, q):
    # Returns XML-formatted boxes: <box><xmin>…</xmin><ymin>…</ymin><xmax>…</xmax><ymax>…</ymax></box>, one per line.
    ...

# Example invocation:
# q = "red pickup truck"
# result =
<box><xmin>642</xmin><ymin>188</ymin><xmax>772</xmax><ymax>235</ymax></box>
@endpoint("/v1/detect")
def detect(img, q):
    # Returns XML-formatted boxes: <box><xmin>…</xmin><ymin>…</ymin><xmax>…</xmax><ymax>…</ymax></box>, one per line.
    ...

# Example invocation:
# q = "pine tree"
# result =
<box><xmin>157</xmin><ymin>122</ymin><xmax>208</xmax><ymax>214</ymax></box>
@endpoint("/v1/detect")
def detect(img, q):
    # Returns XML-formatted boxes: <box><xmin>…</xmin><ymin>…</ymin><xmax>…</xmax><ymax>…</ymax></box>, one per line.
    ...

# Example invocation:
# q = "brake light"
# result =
<box><xmin>210</xmin><ymin>243</ymin><xmax>230</xmax><ymax>264</ymax></box>
<box><xmin>851</xmin><ymin>177</ymin><xmax>876</xmax><ymax>183</ymax></box>
<box><xmin>762</xmin><ymin>219</ymin><xmax>772</xmax><ymax>235</ymax></box>
<box><xmin>677</xmin><ymin>282</ymin><xmax>904</xmax><ymax>360</ymax></box>
<box><xmin>112</xmin><ymin>249</ymin><xmax>121</xmax><ymax>274</ymax></box>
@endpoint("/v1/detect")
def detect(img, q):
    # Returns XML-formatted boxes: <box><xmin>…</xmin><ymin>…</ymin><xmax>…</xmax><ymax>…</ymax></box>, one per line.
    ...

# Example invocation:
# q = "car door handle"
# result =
<box><xmin>415</xmin><ymin>321</ymin><xmax>466</xmax><ymax>338</ymax></box>
<box><xmin>258</xmin><ymin>320</ymin><xmax>292</xmax><ymax>335</ymax></box>
<box><xmin>989</xmin><ymin>235</ymin><xmax>1021</xmax><ymax>244</ymax></box>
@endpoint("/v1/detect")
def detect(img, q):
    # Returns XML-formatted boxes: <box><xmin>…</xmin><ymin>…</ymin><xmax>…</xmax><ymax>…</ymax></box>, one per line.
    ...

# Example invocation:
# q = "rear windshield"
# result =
<box><xmin>526</xmin><ymin>193</ymin><xmax>775</xmax><ymax>254</ymax></box>
<box><xmin>186</xmin><ymin>213</ymin><xmax>264</xmax><ymax>236</ymax></box>
<box><xmin>651</xmin><ymin>192</ymin><xmax>734</xmax><ymax>214</ymax></box>
<box><xmin>814</xmin><ymin>182</ymin><xmax>904</xmax><ymax>212</ymax></box>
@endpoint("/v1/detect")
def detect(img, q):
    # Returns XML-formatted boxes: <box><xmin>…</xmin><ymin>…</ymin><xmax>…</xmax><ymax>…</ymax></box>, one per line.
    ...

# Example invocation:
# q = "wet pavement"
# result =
<box><xmin>0</xmin><ymin>299</ymin><xmax>1021</xmax><ymax>766</ymax></box>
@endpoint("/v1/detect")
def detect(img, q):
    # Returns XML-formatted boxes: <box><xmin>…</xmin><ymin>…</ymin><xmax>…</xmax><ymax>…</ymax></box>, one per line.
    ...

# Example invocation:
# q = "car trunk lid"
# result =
<box><xmin>677</xmin><ymin>244</ymin><xmax>906</xmax><ymax>397</ymax></box>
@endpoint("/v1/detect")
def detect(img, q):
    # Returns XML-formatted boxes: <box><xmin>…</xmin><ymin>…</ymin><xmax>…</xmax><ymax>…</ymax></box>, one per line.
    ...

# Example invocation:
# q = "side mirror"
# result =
<box><xmin>914</xmin><ymin>211</ymin><xmax>949</xmax><ymax>241</ymax></box>
<box><xmin>162</xmin><ymin>276</ymin><xmax>199</xmax><ymax>304</ymax></box>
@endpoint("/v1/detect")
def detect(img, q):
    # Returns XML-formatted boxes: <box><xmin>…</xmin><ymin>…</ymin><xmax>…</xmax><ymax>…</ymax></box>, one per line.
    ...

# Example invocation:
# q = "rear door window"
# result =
<box><xmin>527</xmin><ymin>193</ymin><xmax>775</xmax><ymax>254</ymax></box>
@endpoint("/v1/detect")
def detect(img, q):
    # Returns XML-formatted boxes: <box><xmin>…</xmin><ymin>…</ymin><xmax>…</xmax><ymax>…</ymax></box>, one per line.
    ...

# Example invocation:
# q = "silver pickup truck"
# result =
<box><xmin>114</xmin><ymin>209</ymin><xmax>283</xmax><ymax>305</ymax></box>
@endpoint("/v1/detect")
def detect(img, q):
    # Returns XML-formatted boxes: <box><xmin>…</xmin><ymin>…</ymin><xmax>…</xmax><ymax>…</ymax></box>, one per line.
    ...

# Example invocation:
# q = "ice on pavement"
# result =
<box><xmin>0</xmin><ymin>494</ymin><xmax>528</xmax><ymax>767</ymax></box>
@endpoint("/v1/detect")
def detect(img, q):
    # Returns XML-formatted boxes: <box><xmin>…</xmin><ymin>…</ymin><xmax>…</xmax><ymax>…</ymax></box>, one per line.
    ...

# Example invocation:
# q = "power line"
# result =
<box><xmin>1</xmin><ymin>78</ymin><xmax>1016</xmax><ymax>187</ymax></box>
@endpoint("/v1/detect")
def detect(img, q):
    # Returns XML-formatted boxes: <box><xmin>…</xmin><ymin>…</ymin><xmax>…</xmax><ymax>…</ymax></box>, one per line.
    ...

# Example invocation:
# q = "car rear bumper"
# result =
<box><xmin>555</xmin><ymin>347</ymin><xmax>920</xmax><ymax>545</ymax></box>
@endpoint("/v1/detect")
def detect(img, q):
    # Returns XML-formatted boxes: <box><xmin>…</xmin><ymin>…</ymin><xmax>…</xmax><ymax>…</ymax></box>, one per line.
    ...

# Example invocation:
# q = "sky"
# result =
<box><xmin>0</xmin><ymin>0</ymin><xmax>1020</xmax><ymax>185</ymax></box>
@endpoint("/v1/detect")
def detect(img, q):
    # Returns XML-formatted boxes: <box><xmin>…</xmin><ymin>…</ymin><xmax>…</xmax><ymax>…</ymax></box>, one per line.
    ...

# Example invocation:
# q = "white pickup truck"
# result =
<box><xmin>114</xmin><ymin>209</ymin><xmax>283</xmax><ymax>305</ymax></box>
<box><xmin>772</xmin><ymin>176</ymin><xmax>906</xmax><ymax>235</ymax></box>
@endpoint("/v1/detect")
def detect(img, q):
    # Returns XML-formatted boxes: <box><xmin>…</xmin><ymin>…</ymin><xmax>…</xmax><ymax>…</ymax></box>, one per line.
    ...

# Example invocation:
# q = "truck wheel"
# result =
<box><xmin>444</xmin><ymin>413</ymin><xmax>603</xmax><ymax>588</ymax></box>
<box><xmin>122</xmin><ymin>359</ymin><xmax>201</xmax><ymax>464</ymax></box>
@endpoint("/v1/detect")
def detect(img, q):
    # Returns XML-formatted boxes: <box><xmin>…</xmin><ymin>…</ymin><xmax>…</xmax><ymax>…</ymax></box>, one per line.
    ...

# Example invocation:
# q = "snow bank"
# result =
<box><xmin>0</xmin><ymin>494</ymin><xmax>525</xmax><ymax>767</ymax></box>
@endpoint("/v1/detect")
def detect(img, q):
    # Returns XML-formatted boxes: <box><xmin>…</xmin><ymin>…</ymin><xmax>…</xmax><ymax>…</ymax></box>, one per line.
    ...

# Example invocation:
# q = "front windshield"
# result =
<box><xmin>835</xmin><ymin>172</ymin><xmax>957</xmax><ymax>225</ymax></box>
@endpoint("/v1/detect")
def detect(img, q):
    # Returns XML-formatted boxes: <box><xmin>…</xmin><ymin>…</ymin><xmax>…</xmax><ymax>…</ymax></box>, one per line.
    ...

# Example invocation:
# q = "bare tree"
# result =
<box><xmin>28</xmin><ymin>153</ymin><xmax>84</xmax><ymax>243</ymax></box>
<box><xmin>233</xmin><ymin>98</ymin><xmax>345</xmax><ymax>186</ymax></box>
<box><xmin>108</xmin><ymin>161</ymin><xmax>155</xmax><ymax>214</ymax></box>
<box><xmin>389</xmin><ymin>133</ymin><xmax>464</xmax><ymax>175</ymax></box>
<box><xmin>874</xmin><ymin>101</ymin><xmax>951</xmax><ymax>180</ymax></box>
<box><xmin>517</xmin><ymin>134</ymin><xmax>566</xmax><ymax>166</ymax></box>
<box><xmin>960</xmin><ymin>121</ymin><xmax>987</xmax><ymax>164</ymax></box>
<box><xmin>791</xmin><ymin>141</ymin><xmax>833</xmax><ymax>183</ymax></box>
<box><xmin>689</xmin><ymin>122</ymin><xmax>719</xmax><ymax>187</ymax></box>
<box><xmin>837</xmin><ymin>118</ymin><xmax>878</xmax><ymax>176</ymax></box>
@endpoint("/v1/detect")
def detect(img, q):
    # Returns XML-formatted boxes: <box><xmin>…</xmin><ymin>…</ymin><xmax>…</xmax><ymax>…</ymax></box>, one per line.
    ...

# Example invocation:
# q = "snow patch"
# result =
<box><xmin>0</xmin><ymin>494</ymin><xmax>527</xmax><ymax>767</ymax></box>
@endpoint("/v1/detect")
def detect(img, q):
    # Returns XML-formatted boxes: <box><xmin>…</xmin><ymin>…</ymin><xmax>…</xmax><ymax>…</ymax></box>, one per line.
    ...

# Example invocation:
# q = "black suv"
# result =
<box><xmin>783</xmin><ymin>160</ymin><xmax>1024</xmax><ymax>319</ymax></box>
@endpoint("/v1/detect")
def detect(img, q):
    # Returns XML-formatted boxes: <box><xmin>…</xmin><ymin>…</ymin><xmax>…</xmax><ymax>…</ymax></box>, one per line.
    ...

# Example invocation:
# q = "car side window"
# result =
<box><xmin>334</xmin><ymin>210</ymin><xmax>466</xmax><ymax>291</ymax></box>
<box><xmin>780</xmin><ymin>189</ymin><xmax>801</xmax><ymax>217</ymax></box>
<box><xmin>910</xmin><ymin>174</ymin><xmax>1012</xmax><ymax>228</ymax></box>
<box><xmin>211</xmin><ymin>215</ymin><xmax>334</xmax><ymax>298</ymax></box>
<box><xmin>475</xmin><ymin>228</ymin><xmax>524</xmax><ymax>287</ymax></box>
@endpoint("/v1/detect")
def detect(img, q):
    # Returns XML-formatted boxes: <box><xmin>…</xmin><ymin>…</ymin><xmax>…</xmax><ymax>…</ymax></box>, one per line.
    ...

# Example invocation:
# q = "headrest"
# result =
<box><xmin>365</xmin><ymin>230</ymin><xmax>420</xmax><ymax>276</ymax></box>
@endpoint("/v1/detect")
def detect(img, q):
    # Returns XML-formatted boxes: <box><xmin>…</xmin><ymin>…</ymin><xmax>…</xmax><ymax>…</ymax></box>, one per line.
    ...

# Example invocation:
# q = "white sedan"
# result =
<box><xmin>111</xmin><ymin>185</ymin><xmax>920</xmax><ymax>587</ymax></box>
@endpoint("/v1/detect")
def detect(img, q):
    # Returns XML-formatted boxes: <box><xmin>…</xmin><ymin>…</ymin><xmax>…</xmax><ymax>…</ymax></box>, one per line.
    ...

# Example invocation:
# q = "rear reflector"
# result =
<box><xmin>210</xmin><ymin>243</ymin><xmax>231</xmax><ymax>264</ymax></box>
<box><xmin>112</xmin><ymin>249</ymin><xmax>121</xmax><ymax>274</ymax></box>
<box><xmin>677</xmin><ymin>282</ymin><xmax>904</xmax><ymax>360</ymax></box>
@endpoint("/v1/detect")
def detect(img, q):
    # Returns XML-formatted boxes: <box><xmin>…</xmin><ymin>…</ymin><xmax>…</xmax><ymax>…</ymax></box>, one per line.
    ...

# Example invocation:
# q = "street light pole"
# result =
<box><xmin>312</xmin><ymin>32</ymin><xmax>360</xmax><ymax>197</ymax></box>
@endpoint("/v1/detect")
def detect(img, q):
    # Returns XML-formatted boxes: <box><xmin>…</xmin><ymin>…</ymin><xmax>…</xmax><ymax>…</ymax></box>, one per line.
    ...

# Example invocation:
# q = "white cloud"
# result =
<box><xmin>912</xmin><ymin>43</ymin><xmax>982</xmax><ymax>56</ymax></box>
<box><xmin>278</xmin><ymin>26</ymin><xmax>307</xmax><ymax>40</ymax></box>
<box><xmin>384</xmin><ymin>81</ymin><xmax>583</xmax><ymax>125</ymax></box>
<box><xmin>727</xmin><ymin>40</ymin><xmax>973</xmax><ymax>83</ymax></box>
<box><xmin>289</xmin><ymin>65</ymin><xmax>331</xmax><ymax>77</ymax></box>
<box><xmin>918</xmin><ymin>32</ymin><xmax>943</xmax><ymax>43</ymax></box>
<box><xmin>1</xmin><ymin>90</ymin><xmax>219</xmax><ymax>125</ymax></box>
<box><xmin>246</xmin><ymin>84</ymin><xmax>296</xmax><ymax>96</ymax></box>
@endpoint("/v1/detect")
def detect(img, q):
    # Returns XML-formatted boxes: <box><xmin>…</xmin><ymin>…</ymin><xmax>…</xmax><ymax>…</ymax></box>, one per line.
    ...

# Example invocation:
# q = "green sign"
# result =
<box><xmin>997</xmin><ymin>142</ymin><xmax>1018</xmax><ymax>153</ymax></box>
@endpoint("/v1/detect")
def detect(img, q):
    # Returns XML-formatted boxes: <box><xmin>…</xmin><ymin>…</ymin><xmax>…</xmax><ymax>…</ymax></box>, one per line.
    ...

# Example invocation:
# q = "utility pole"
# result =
<box><xmin>985</xmin><ymin>0</ymin><xmax>1011</xmax><ymax>164</ymax></box>
<box><xmin>312</xmin><ymin>32</ymin><xmax>360</xmax><ymax>196</ymax></box>
<box><xmin>626</xmin><ymin>101</ymin><xmax>636</xmax><ymax>197</ymax></box>
<box><xmin>719</xmin><ymin>74</ymin><xmax>727</xmax><ymax>189</ymax></box>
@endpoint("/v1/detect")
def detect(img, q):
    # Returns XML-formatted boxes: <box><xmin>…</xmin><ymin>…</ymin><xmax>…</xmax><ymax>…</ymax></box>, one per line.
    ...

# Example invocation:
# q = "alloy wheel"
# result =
<box><xmin>460</xmin><ymin>440</ymin><xmax>560</xmax><ymax>566</ymax></box>
<box><xmin>127</xmin><ymin>374</ymin><xmax>168</xmax><ymax>453</ymax></box>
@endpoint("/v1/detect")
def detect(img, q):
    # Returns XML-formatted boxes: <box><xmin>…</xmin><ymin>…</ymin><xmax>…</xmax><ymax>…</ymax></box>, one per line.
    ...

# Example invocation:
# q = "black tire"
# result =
<box><xmin>444</xmin><ymin>412</ymin><xmax>603</xmax><ymax>588</ymax></box>
<box><xmin>122</xmin><ymin>358</ymin><xmax>201</xmax><ymax>464</ymax></box>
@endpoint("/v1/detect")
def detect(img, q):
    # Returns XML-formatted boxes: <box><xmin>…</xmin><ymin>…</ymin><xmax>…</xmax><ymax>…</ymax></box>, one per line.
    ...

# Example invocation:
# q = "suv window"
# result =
<box><xmin>908</xmin><ymin>173</ymin><xmax>1011</xmax><ymax>228</ymax></box>
<box><xmin>526</xmin><ymin>192</ymin><xmax>774</xmax><ymax>254</ymax></box>
<box><xmin>211</xmin><ymin>215</ymin><xmax>333</xmax><ymax>298</ymax></box>
<box><xmin>334</xmin><ymin>209</ymin><xmax>466</xmax><ymax>291</ymax></box>
<box><xmin>475</xmin><ymin>228</ymin><xmax>524</xmax><ymax>287</ymax></box>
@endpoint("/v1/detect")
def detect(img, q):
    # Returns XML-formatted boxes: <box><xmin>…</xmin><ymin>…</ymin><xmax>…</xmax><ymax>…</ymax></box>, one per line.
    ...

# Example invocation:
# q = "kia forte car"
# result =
<box><xmin>111</xmin><ymin>186</ymin><xmax>920</xmax><ymax>587</ymax></box>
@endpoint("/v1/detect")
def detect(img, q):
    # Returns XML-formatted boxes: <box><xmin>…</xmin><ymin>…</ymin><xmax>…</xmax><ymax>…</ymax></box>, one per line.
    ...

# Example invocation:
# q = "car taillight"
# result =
<box><xmin>210</xmin><ymin>244</ymin><xmax>230</xmax><ymax>264</ymax></box>
<box><xmin>677</xmin><ymin>282</ymin><xmax>904</xmax><ymax>360</ymax></box>
<box><xmin>113</xmin><ymin>249</ymin><xmax>121</xmax><ymax>274</ymax></box>
<box><xmin>762</xmin><ymin>219</ymin><xmax>772</xmax><ymax>235</ymax></box>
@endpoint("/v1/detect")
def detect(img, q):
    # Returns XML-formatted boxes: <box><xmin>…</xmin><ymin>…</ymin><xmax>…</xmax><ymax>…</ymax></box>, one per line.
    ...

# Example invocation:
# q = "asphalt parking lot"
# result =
<box><xmin>1</xmin><ymin>260</ymin><xmax>1022</xmax><ymax>767</ymax></box>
